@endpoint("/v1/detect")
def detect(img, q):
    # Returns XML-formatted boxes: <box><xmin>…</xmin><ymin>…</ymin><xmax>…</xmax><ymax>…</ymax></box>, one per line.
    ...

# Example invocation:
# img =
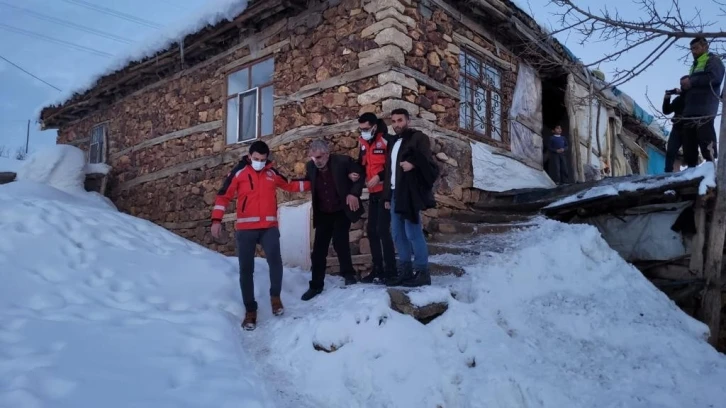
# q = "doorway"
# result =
<box><xmin>541</xmin><ymin>73</ymin><xmax>572</xmax><ymax>184</ymax></box>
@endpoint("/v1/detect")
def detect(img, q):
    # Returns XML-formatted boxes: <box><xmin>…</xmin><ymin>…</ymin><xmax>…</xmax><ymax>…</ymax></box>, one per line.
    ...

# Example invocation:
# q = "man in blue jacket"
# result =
<box><xmin>681</xmin><ymin>37</ymin><xmax>725</xmax><ymax>167</ymax></box>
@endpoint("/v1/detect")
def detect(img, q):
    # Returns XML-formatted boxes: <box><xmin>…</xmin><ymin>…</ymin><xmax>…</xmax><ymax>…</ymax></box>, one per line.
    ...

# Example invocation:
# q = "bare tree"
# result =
<box><xmin>0</xmin><ymin>145</ymin><xmax>8</xmax><ymax>159</ymax></box>
<box><xmin>547</xmin><ymin>0</ymin><xmax>726</xmax><ymax>348</ymax></box>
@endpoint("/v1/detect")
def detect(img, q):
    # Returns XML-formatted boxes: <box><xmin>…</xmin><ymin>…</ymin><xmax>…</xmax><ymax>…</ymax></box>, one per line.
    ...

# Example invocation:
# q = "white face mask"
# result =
<box><xmin>361</xmin><ymin>126</ymin><xmax>376</xmax><ymax>141</ymax></box>
<box><xmin>251</xmin><ymin>160</ymin><xmax>266</xmax><ymax>171</ymax></box>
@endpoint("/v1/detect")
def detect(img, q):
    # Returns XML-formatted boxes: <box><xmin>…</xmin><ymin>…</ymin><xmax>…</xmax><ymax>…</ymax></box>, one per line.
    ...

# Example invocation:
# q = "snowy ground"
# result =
<box><xmin>2</xmin><ymin>146</ymin><xmax>726</xmax><ymax>407</ymax></box>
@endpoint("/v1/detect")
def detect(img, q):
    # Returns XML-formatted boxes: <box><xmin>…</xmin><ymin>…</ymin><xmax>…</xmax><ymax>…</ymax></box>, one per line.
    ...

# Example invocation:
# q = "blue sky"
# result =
<box><xmin>0</xmin><ymin>0</ymin><xmax>719</xmax><ymax>154</ymax></box>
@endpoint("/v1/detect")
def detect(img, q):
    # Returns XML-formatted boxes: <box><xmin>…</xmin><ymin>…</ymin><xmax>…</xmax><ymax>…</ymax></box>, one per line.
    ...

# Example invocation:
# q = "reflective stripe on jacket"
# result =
<box><xmin>212</xmin><ymin>156</ymin><xmax>310</xmax><ymax>230</ymax></box>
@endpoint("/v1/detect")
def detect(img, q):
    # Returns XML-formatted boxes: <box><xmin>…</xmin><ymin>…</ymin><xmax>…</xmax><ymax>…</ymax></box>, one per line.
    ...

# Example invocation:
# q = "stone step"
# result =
<box><xmin>427</xmin><ymin>217</ymin><xmax>535</xmax><ymax>237</ymax></box>
<box><xmin>446</xmin><ymin>210</ymin><xmax>535</xmax><ymax>224</ymax></box>
<box><xmin>324</xmin><ymin>253</ymin><xmax>464</xmax><ymax>276</ymax></box>
<box><xmin>427</xmin><ymin>243</ymin><xmax>478</xmax><ymax>256</ymax></box>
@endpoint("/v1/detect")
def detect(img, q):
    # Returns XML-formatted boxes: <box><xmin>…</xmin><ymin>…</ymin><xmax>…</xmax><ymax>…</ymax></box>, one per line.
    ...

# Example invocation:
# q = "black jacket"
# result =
<box><xmin>383</xmin><ymin>128</ymin><xmax>439</xmax><ymax>223</ymax></box>
<box><xmin>662</xmin><ymin>92</ymin><xmax>686</xmax><ymax>129</ymax></box>
<box><xmin>300</xmin><ymin>153</ymin><xmax>365</xmax><ymax>227</ymax></box>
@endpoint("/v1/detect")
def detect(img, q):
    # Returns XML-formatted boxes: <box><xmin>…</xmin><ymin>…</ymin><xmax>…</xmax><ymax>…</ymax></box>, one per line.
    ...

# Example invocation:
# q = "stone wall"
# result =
<box><xmin>54</xmin><ymin>0</ymin><xmax>527</xmax><ymax>274</ymax></box>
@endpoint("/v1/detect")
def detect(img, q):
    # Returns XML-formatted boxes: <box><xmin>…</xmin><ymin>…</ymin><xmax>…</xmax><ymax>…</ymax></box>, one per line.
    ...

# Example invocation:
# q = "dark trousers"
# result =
<box><xmin>367</xmin><ymin>192</ymin><xmax>396</xmax><ymax>273</ymax></box>
<box><xmin>235</xmin><ymin>228</ymin><xmax>283</xmax><ymax>312</ymax></box>
<box><xmin>548</xmin><ymin>152</ymin><xmax>569</xmax><ymax>184</ymax></box>
<box><xmin>664</xmin><ymin>126</ymin><xmax>683</xmax><ymax>172</ymax></box>
<box><xmin>310</xmin><ymin>211</ymin><xmax>353</xmax><ymax>288</ymax></box>
<box><xmin>683</xmin><ymin>117</ymin><xmax>718</xmax><ymax>167</ymax></box>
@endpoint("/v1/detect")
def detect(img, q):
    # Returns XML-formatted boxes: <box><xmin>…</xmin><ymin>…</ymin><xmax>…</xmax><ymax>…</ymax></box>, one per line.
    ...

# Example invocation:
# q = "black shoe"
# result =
<box><xmin>402</xmin><ymin>267</ymin><xmax>431</xmax><ymax>287</ymax></box>
<box><xmin>344</xmin><ymin>275</ymin><xmax>358</xmax><ymax>285</ymax></box>
<box><xmin>361</xmin><ymin>267</ymin><xmax>382</xmax><ymax>284</ymax></box>
<box><xmin>301</xmin><ymin>285</ymin><xmax>323</xmax><ymax>301</ymax></box>
<box><xmin>385</xmin><ymin>263</ymin><xmax>413</xmax><ymax>287</ymax></box>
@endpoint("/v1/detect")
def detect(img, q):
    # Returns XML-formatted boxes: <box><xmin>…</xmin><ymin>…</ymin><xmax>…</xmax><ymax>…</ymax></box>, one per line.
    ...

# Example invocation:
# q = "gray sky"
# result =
<box><xmin>0</xmin><ymin>0</ymin><xmax>720</xmax><ymax>154</ymax></box>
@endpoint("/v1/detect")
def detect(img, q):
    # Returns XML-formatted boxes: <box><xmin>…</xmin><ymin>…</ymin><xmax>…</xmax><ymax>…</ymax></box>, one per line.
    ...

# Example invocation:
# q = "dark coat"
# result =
<box><xmin>663</xmin><ymin>92</ymin><xmax>686</xmax><ymax>129</ymax></box>
<box><xmin>302</xmin><ymin>153</ymin><xmax>365</xmax><ymax>227</ymax></box>
<box><xmin>383</xmin><ymin>128</ymin><xmax>439</xmax><ymax>223</ymax></box>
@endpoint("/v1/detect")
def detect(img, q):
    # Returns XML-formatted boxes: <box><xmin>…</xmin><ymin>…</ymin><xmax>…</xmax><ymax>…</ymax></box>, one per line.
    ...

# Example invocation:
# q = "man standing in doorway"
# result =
<box><xmin>681</xmin><ymin>36</ymin><xmax>724</xmax><ymax>167</ymax></box>
<box><xmin>384</xmin><ymin>108</ymin><xmax>439</xmax><ymax>287</ymax></box>
<box><xmin>547</xmin><ymin>125</ymin><xmax>569</xmax><ymax>184</ymax></box>
<box><xmin>210</xmin><ymin>141</ymin><xmax>309</xmax><ymax>331</ymax></box>
<box><xmin>350</xmin><ymin>113</ymin><xmax>397</xmax><ymax>284</ymax></box>
<box><xmin>298</xmin><ymin>140</ymin><xmax>365</xmax><ymax>301</ymax></box>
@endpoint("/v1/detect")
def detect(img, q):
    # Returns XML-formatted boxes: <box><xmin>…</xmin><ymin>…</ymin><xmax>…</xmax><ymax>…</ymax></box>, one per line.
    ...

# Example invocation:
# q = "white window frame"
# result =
<box><xmin>225</xmin><ymin>57</ymin><xmax>274</xmax><ymax>145</ymax></box>
<box><xmin>89</xmin><ymin>123</ymin><xmax>107</xmax><ymax>164</ymax></box>
<box><xmin>235</xmin><ymin>87</ymin><xmax>260</xmax><ymax>144</ymax></box>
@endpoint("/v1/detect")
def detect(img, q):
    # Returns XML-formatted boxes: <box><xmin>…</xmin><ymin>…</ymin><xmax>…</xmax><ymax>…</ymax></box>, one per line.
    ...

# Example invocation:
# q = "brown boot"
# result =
<box><xmin>242</xmin><ymin>311</ymin><xmax>257</xmax><ymax>331</ymax></box>
<box><xmin>271</xmin><ymin>296</ymin><xmax>284</xmax><ymax>316</ymax></box>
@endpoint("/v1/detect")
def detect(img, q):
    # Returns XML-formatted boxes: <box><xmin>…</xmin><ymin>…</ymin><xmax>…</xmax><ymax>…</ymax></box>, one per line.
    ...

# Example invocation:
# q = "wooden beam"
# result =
<box><xmin>217</xmin><ymin>39</ymin><xmax>291</xmax><ymax>75</ymax></box>
<box><xmin>65</xmin><ymin>137</ymin><xmax>90</xmax><ymax>146</ymax></box>
<box><xmin>268</xmin><ymin>120</ymin><xmax>359</xmax><ymax>149</ymax></box>
<box><xmin>427</xmin><ymin>0</ymin><xmax>507</xmax><ymax>52</ymax></box>
<box><xmin>110</xmin><ymin>120</ymin><xmax>223</xmax><ymax>160</ymax></box>
<box><xmin>391</xmin><ymin>64</ymin><xmax>461</xmax><ymax>99</ymax></box>
<box><xmin>700</xmin><ymin>89</ymin><xmax>726</xmax><ymax>347</ymax></box>
<box><xmin>689</xmin><ymin>198</ymin><xmax>707</xmax><ymax>276</ymax></box>
<box><xmin>618</xmin><ymin>130</ymin><xmax>649</xmax><ymax>159</ymax></box>
<box><xmin>115</xmin><ymin>121</ymin><xmax>360</xmax><ymax>192</ymax></box>
<box><xmin>451</xmin><ymin>34</ymin><xmax>514</xmax><ymax>71</ymax></box>
<box><xmin>274</xmin><ymin>60</ymin><xmax>394</xmax><ymax>107</ymax></box>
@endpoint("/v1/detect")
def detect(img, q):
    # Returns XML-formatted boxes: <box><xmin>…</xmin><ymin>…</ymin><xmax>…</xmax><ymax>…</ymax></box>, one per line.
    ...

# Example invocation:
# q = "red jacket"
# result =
<box><xmin>358</xmin><ymin>123</ymin><xmax>390</xmax><ymax>194</ymax></box>
<box><xmin>211</xmin><ymin>156</ymin><xmax>310</xmax><ymax>230</ymax></box>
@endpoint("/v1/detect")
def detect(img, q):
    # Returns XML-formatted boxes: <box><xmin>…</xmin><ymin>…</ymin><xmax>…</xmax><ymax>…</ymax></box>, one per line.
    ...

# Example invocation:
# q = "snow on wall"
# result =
<box><xmin>471</xmin><ymin>140</ymin><xmax>555</xmax><ymax>192</ymax></box>
<box><xmin>41</xmin><ymin>0</ymin><xmax>250</xmax><ymax>112</ymax></box>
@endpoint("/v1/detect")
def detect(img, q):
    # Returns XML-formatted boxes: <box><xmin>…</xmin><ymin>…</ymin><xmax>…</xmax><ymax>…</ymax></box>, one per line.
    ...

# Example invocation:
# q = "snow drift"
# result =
<box><xmin>1</xmin><ymin>148</ymin><xmax>725</xmax><ymax>407</ymax></box>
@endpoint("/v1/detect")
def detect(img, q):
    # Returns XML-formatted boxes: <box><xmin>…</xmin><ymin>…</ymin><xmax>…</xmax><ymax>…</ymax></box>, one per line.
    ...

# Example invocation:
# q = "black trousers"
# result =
<box><xmin>367</xmin><ymin>192</ymin><xmax>396</xmax><ymax>273</ymax></box>
<box><xmin>664</xmin><ymin>126</ymin><xmax>683</xmax><ymax>173</ymax></box>
<box><xmin>310</xmin><ymin>211</ymin><xmax>353</xmax><ymax>288</ymax></box>
<box><xmin>548</xmin><ymin>152</ymin><xmax>569</xmax><ymax>184</ymax></box>
<box><xmin>683</xmin><ymin>117</ymin><xmax>718</xmax><ymax>167</ymax></box>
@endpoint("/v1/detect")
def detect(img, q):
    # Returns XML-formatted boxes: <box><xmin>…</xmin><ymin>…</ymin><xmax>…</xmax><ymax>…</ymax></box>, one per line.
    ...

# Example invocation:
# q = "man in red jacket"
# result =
<box><xmin>210</xmin><ymin>141</ymin><xmax>309</xmax><ymax>331</ymax></box>
<box><xmin>352</xmin><ymin>113</ymin><xmax>397</xmax><ymax>284</ymax></box>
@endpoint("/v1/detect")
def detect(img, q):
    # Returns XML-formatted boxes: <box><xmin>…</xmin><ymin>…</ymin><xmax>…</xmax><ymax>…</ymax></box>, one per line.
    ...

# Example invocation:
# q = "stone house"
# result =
<box><xmin>38</xmin><ymin>0</ymin><xmax>668</xmax><ymax>273</ymax></box>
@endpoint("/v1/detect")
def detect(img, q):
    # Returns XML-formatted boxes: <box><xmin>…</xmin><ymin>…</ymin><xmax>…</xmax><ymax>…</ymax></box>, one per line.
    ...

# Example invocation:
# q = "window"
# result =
<box><xmin>458</xmin><ymin>50</ymin><xmax>504</xmax><ymax>142</ymax></box>
<box><xmin>225</xmin><ymin>58</ymin><xmax>274</xmax><ymax>144</ymax></box>
<box><xmin>89</xmin><ymin>123</ymin><xmax>107</xmax><ymax>164</ymax></box>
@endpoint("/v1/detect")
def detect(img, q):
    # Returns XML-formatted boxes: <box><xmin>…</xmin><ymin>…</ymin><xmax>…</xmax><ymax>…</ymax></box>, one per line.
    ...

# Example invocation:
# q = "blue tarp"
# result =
<box><xmin>647</xmin><ymin>145</ymin><xmax>666</xmax><ymax>175</ymax></box>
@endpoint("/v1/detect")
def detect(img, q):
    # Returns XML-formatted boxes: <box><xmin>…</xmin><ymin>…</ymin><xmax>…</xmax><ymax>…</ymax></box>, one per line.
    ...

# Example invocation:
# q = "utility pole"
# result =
<box><xmin>700</xmin><ymin>85</ymin><xmax>726</xmax><ymax>348</ymax></box>
<box><xmin>25</xmin><ymin>119</ymin><xmax>30</xmax><ymax>155</ymax></box>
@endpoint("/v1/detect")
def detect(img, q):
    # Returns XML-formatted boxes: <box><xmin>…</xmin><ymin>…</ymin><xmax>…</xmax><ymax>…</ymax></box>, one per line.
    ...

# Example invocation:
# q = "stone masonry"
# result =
<box><xmin>55</xmin><ymin>0</ymin><xmax>525</xmax><ymax>274</ymax></box>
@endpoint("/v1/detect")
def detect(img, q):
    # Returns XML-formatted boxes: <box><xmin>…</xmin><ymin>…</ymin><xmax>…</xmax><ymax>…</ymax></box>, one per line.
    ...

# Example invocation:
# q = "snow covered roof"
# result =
<box><xmin>40</xmin><ymin>0</ymin><xmax>298</xmax><ymax>127</ymax></box>
<box><xmin>542</xmin><ymin>163</ymin><xmax>715</xmax><ymax>217</ymax></box>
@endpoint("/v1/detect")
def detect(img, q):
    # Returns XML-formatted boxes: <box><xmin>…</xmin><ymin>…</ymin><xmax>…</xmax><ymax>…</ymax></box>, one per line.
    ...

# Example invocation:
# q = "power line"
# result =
<box><xmin>0</xmin><ymin>1</ymin><xmax>134</xmax><ymax>45</ymax></box>
<box><xmin>60</xmin><ymin>0</ymin><xmax>162</xmax><ymax>29</ymax></box>
<box><xmin>0</xmin><ymin>54</ymin><xmax>62</xmax><ymax>91</ymax></box>
<box><xmin>0</xmin><ymin>23</ymin><xmax>113</xmax><ymax>58</ymax></box>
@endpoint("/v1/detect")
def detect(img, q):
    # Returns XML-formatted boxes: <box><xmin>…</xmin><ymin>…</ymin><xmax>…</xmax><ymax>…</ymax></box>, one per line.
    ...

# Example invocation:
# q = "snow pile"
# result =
<box><xmin>44</xmin><ymin>0</ymin><xmax>249</xmax><ymax>110</ymax></box>
<box><xmin>16</xmin><ymin>145</ymin><xmax>87</xmax><ymax>193</ymax></box>
<box><xmin>237</xmin><ymin>220</ymin><xmax>726</xmax><ymax>408</ymax></box>
<box><xmin>2</xmin><ymin>156</ymin><xmax>726</xmax><ymax>407</ymax></box>
<box><xmin>0</xmin><ymin>156</ymin><xmax>22</xmax><ymax>173</ymax></box>
<box><xmin>13</xmin><ymin>145</ymin><xmax>115</xmax><ymax>210</ymax></box>
<box><xmin>0</xmin><ymin>181</ymin><xmax>273</xmax><ymax>408</ymax></box>
<box><xmin>546</xmin><ymin>162</ymin><xmax>716</xmax><ymax>209</ymax></box>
